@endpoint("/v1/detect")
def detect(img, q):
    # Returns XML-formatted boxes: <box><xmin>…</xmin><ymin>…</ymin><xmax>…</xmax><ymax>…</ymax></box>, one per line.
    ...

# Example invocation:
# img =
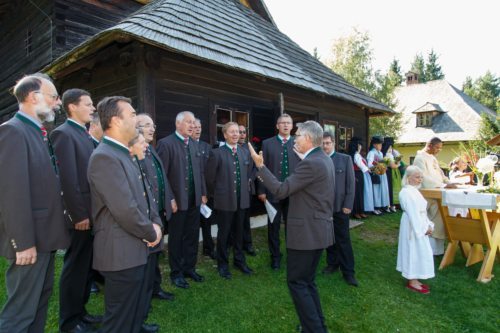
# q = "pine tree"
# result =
<box><xmin>425</xmin><ymin>49</ymin><xmax>445</xmax><ymax>81</ymax></box>
<box><xmin>410</xmin><ymin>53</ymin><xmax>426</xmax><ymax>83</ymax></box>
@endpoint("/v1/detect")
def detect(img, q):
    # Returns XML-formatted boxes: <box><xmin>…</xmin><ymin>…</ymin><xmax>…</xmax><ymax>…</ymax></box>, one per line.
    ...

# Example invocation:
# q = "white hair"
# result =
<box><xmin>402</xmin><ymin>165</ymin><xmax>423</xmax><ymax>186</ymax></box>
<box><xmin>176</xmin><ymin>111</ymin><xmax>195</xmax><ymax>124</ymax></box>
<box><xmin>297</xmin><ymin>121</ymin><xmax>323</xmax><ymax>147</ymax></box>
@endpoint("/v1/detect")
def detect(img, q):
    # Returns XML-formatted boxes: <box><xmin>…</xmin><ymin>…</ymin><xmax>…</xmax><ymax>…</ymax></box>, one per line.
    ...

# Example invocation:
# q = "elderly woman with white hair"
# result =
<box><xmin>396</xmin><ymin>165</ymin><xmax>435</xmax><ymax>294</ymax></box>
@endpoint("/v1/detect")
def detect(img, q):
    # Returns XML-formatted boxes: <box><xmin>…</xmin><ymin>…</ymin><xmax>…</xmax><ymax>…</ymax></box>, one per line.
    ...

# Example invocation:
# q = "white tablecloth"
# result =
<box><xmin>442</xmin><ymin>187</ymin><xmax>498</xmax><ymax>210</ymax></box>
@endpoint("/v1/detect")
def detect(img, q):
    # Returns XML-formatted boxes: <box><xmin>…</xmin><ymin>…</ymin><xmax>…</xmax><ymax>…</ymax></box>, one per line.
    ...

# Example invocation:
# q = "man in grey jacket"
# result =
<box><xmin>321</xmin><ymin>132</ymin><xmax>358</xmax><ymax>286</ymax></box>
<box><xmin>249</xmin><ymin>121</ymin><xmax>335</xmax><ymax>333</ymax></box>
<box><xmin>0</xmin><ymin>74</ymin><xmax>70</xmax><ymax>332</ymax></box>
<box><xmin>51</xmin><ymin>89</ymin><xmax>103</xmax><ymax>333</ymax></box>
<box><xmin>88</xmin><ymin>96</ymin><xmax>162</xmax><ymax>333</ymax></box>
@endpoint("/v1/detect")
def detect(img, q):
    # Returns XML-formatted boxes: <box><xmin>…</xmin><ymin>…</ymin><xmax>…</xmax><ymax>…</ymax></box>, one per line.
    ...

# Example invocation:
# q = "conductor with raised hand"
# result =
<box><xmin>249</xmin><ymin>121</ymin><xmax>335</xmax><ymax>333</ymax></box>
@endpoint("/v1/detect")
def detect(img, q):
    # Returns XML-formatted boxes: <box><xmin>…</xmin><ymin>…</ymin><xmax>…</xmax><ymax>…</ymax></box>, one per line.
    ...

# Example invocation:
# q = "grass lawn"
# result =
<box><xmin>1</xmin><ymin>212</ymin><xmax>499</xmax><ymax>332</ymax></box>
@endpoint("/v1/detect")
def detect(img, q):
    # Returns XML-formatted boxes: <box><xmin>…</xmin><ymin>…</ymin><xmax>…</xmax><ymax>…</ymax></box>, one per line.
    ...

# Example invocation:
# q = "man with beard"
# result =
<box><xmin>0</xmin><ymin>73</ymin><xmax>70</xmax><ymax>332</ymax></box>
<box><xmin>51</xmin><ymin>89</ymin><xmax>103</xmax><ymax>333</ymax></box>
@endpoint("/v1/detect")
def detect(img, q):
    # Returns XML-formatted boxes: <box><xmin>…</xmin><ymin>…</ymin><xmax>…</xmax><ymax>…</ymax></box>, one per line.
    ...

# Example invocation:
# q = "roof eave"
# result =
<box><xmin>44</xmin><ymin>30</ymin><xmax>393</xmax><ymax>115</ymax></box>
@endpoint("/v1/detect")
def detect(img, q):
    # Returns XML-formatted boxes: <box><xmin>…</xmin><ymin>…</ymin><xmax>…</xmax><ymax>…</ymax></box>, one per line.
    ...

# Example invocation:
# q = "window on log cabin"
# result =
<box><xmin>215</xmin><ymin>106</ymin><xmax>249</xmax><ymax>143</ymax></box>
<box><xmin>25</xmin><ymin>29</ymin><xmax>32</xmax><ymax>57</ymax></box>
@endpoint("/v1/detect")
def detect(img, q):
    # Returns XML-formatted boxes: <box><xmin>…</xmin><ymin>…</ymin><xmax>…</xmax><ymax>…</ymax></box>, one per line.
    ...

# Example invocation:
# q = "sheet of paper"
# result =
<box><xmin>265</xmin><ymin>199</ymin><xmax>277</xmax><ymax>223</ymax></box>
<box><xmin>200</xmin><ymin>204</ymin><xmax>212</xmax><ymax>218</ymax></box>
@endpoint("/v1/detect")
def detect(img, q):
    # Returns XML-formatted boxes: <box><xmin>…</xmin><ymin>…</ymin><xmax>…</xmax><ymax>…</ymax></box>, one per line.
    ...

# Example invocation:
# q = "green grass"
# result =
<box><xmin>1</xmin><ymin>212</ymin><xmax>499</xmax><ymax>332</ymax></box>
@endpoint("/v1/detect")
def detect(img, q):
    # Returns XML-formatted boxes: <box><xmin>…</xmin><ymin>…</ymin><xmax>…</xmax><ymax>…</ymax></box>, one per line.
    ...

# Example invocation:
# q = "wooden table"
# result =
<box><xmin>420</xmin><ymin>188</ymin><xmax>500</xmax><ymax>283</ymax></box>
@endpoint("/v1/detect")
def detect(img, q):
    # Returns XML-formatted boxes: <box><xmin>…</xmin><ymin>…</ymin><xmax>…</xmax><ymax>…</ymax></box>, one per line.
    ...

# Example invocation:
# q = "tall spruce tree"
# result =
<box><xmin>410</xmin><ymin>53</ymin><xmax>426</xmax><ymax>82</ymax></box>
<box><xmin>425</xmin><ymin>49</ymin><xmax>445</xmax><ymax>81</ymax></box>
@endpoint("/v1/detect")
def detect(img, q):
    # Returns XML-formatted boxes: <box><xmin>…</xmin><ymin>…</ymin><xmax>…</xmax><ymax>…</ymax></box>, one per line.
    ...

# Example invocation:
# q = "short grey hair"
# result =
<box><xmin>402</xmin><ymin>165</ymin><xmax>423</xmax><ymax>186</ymax></box>
<box><xmin>297</xmin><ymin>121</ymin><xmax>323</xmax><ymax>147</ymax></box>
<box><xmin>176</xmin><ymin>111</ymin><xmax>195</xmax><ymax>124</ymax></box>
<box><xmin>194</xmin><ymin>118</ymin><xmax>201</xmax><ymax>125</ymax></box>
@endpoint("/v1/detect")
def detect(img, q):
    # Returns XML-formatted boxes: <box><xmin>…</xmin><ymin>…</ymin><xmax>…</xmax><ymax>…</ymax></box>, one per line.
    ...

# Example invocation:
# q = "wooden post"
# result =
<box><xmin>135</xmin><ymin>44</ymin><xmax>157</xmax><ymax>120</ymax></box>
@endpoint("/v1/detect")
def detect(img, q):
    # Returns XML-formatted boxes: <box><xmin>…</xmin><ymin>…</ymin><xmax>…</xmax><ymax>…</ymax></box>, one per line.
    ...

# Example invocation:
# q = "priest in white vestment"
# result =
<box><xmin>412</xmin><ymin>137</ymin><xmax>455</xmax><ymax>255</ymax></box>
<box><xmin>397</xmin><ymin>166</ymin><xmax>435</xmax><ymax>294</ymax></box>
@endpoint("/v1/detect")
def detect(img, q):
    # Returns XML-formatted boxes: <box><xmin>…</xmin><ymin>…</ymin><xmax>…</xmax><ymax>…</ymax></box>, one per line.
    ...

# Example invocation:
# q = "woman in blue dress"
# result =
<box><xmin>349</xmin><ymin>138</ymin><xmax>370</xmax><ymax>218</ymax></box>
<box><xmin>367</xmin><ymin>137</ymin><xmax>390</xmax><ymax>213</ymax></box>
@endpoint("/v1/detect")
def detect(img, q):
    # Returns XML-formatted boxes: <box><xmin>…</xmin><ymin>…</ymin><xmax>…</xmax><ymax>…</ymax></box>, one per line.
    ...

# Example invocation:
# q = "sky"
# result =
<box><xmin>263</xmin><ymin>0</ymin><xmax>499</xmax><ymax>88</ymax></box>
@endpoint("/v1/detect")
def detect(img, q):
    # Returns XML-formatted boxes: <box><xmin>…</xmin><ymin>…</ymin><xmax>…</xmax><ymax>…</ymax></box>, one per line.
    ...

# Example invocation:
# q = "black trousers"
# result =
<box><xmin>140</xmin><ymin>253</ymin><xmax>157</xmax><ymax>323</ymax></box>
<box><xmin>152</xmin><ymin>252</ymin><xmax>163</xmax><ymax>294</ymax></box>
<box><xmin>0</xmin><ymin>252</ymin><xmax>55</xmax><ymax>333</ymax></box>
<box><xmin>168</xmin><ymin>206</ymin><xmax>200</xmax><ymax>279</ymax></box>
<box><xmin>100</xmin><ymin>265</ymin><xmax>147</xmax><ymax>333</ymax></box>
<box><xmin>287</xmin><ymin>249</ymin><xmax>327</xmax><ymax>333</ymax></box>
<box><xmin>326</xmin><ymin>211</ymin><xmax>355</xmax><ymax>276</ymax></box>
<box><xmin>153</xmin><ymin>211</ymin><xmax>167</xmax><ymax>294</ymax></box>
<box><xmin>268</xmin><ymin>199</ymin><xmax>289</xmax><ymax>260</ymax></box>
<box><xmin>59</xmin><ymin>229</ymin><xmax>94</xmax><ymax>330</ymax></box>
<box><xmin>242</xmin><ymin>208</ymin><xmax>253</xmax><ymax>250</ymax></box>
<box><xmin>352</xmin><ymin>170</ymin><xmax>365</xmax><ymax>215</ymax></box>
<box><xmin>386</xmin><ymin>168</ymin><xmax>394</xmax><ymax>206</ymax></box>
<box><xmin>216</xmin><ymin>208</ymin><xmax>246</xmax><ymax>269</ymax></box>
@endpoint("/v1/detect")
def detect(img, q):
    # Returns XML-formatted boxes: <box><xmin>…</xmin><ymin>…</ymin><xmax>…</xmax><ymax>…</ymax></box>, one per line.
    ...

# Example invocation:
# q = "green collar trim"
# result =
<box><xmin>66</xmin><ymin>119</ymin><xmax>87</xmax><ymax>132</ymax></box>
<box><xmin>102</xmin><ymin>137</ymin><xmax>130</xmax><ymax>156</ymax></box>
<box><xmin>15</xmin><ymin>113</ymin><xmax>42</xmax><ymax>133</ymax></box>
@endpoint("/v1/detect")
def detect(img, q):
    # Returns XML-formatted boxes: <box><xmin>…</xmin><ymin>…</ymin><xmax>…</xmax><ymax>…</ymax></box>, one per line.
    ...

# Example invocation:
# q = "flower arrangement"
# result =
<box><xmin>371</xmin><ymin>160</ymin><xmax>387</xmax><ymax>175</ymax></box>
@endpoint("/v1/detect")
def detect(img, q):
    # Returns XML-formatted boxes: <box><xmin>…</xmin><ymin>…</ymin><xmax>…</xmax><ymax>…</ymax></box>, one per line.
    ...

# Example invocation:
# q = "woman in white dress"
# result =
<box><xmin>396</xmin><ymin>165</ymin><xmax>435</xmax><ymax>294</ymax></box>
<box><xmin>367</xmin><ymin>137</ymin><xmax>390</xmax><ymax>213</ymax></box>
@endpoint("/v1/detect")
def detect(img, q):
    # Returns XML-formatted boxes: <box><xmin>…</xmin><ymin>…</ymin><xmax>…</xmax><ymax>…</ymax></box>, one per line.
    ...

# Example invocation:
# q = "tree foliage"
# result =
<box><xmin>329</xmin><ymin>28</ymin><xmax>376</xmax><ymax>94</ymax></box>
<box><xmin>410</xmin><ymin>53</ymin><xmax>426</xmax><ymax>82</ymax></box>
<box><xmin>425</xmin><ymin>49</ymin><xmax>445</xmax><ymax>81</ymax></box>
<box><xmin>328</xmin><ymin>29</ymin><xmax>402</xmax><ymax>138</ymax></box>
<box><xmin>313</xmin><ymin>47</ymin><xmax>320</xmax><ymax>60</ymax></box>
<box><xmin>462</xmin><ymin>71</ymin><xmax>499</xmax><ymax>113</ymax></box>
<box><xmin>409</xmin><ymin>50</ymin><xmax>445</xmax><ymax>83</ymax></box>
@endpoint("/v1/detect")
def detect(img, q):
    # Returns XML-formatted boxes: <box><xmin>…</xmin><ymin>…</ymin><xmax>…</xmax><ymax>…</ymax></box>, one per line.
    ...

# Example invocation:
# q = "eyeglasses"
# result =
<box><xmin>138</xmin><ymin>124</ymin><xmax>157</xmax><ymax>129</ymax></box>
<box><xmin>239</xmin><ymin>131</ymin><xmax>246</xmax><ymax>134</ymax></box>
<box><xmin>35</xmin><ymin>91</ymin><xmax>60</xmax><ymax>100</ymax></box>
<box><xmin>278</xmin><ymin>122</ymin><xmax>292</xmax><ymax>125</ymax></box>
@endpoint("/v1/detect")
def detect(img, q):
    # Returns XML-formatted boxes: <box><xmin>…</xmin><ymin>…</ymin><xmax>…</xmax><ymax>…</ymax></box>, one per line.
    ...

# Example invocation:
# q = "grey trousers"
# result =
<box><xmin>0</xmin><ymin>252</ymin><xmax>55</xmax><ymax>333</ymax></box>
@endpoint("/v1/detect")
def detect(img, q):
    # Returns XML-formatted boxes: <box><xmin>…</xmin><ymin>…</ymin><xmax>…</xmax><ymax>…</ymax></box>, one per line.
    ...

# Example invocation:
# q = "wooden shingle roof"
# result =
<box><xmin>394</xmin><ymin>80</ymin><xmax>496</xmax><ymax>144</ymax></box>
<box><xmin>45</xmin><ymin>0</ymin><xmax>392</xmax><ymax>114</ymax></box>
<box><xmin>412</xmin><ymin>102</ymin><xmax>445</xmax><ymax>114</ymax></box>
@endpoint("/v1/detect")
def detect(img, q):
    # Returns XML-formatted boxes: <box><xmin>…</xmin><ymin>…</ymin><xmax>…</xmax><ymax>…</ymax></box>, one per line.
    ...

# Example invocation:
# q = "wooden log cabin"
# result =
<box><xmin>0</xmin><ymin>0</ymin><xmax>392</xmax><ymax>149</ymax></box>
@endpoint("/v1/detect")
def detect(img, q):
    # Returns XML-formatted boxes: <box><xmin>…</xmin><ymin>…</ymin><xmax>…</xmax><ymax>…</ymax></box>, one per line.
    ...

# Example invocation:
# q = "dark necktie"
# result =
<box><xmin>281</xmin><ymin>138</ymin><xmax>289</xmax><ymax>181</ymax></box>
<box><xmin>41</xmin><ymin>126</ymin><xmax>58</xmax><ymax>175</ymax></box>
